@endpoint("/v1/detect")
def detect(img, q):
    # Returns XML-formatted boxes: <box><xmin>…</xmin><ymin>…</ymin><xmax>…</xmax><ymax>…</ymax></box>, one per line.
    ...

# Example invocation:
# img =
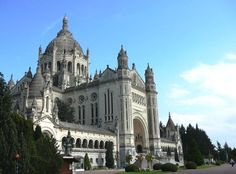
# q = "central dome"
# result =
<box><xmin>44</xmin><ymin>16</ymin><xmax>83</xmax><ymax>55</ymax></box>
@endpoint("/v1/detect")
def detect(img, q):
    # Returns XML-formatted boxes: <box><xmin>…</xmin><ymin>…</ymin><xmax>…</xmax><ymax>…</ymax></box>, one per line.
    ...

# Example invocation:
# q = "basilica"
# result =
<box><xmin>8</xmin><ymin>16</ymin><xmax>183</xmax><ymax>168</ymax></box>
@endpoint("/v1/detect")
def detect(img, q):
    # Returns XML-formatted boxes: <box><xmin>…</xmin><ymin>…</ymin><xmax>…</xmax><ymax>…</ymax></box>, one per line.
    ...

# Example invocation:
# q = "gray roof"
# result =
<box><xmin>29</xmin><ymin>67</ymin><xmax>45</xmax><ymax>98</ymax></box>
<box><xmin>44</xmin><ymin>17</ymin><xmax>83</xmax><ymax>55</ymax></box>
<box><xmin>59</xmin><ymin>121</ymin><xmax>116</xmax><ymax>136</ymax></box>
<box><xmin>166</xmin><ymin>113</ymin><xmax>176</xmax><ymax>131</ymax></box>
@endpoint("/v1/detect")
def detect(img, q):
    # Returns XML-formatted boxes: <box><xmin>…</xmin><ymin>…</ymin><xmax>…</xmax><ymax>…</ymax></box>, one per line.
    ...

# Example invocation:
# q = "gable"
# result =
<box><xmin>131</xmin><ymin>70</ymin><xmax>145</xmax><ymax>90</ymax></box>
<box><xmin>100</xmin><ymin>68</ymin><xmax>117</xmax><ymax>82</ymax></box>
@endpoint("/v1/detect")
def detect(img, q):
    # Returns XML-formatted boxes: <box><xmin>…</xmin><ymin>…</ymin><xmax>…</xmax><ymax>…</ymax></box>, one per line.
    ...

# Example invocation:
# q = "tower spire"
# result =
<box><xmin>63</xmin><ymin>15</ymin><xmax>68</xmax><ymax>31</ymax></box>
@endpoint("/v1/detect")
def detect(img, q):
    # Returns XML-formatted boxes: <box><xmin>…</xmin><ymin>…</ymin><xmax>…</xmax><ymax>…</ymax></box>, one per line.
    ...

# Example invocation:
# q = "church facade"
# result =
<box><xmin>9</xmin><ymin>16</ymin><xmax>183</xmax><ymax>168</ymax></box>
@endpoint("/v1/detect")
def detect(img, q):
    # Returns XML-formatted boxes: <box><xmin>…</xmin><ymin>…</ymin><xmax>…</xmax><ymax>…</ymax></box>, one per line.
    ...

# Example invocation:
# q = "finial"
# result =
<box><xmin>169</xmin><ymin>112</ymin><xmax>171</xmax><ymax>118</ymax></box>
<box><xmin>39</xmin><ymin>45</ymin><xmax>42</xmax><ymax>54</ymax></box>
<box><xmin>63</xmin><ymin>15</ymin><xmax>68</xmax><ymax>31</ymax></box>
<box><xmin>132</xmin><ymin>63</ymin><xmax>136</xmax><ymax>70</ymax></box>
<box><xmin>10</xmin><ymin>74</ymin><xmax>13</xmax><ymax>80</ymax></box>
<box><xmin>86</xmin><ymin>48</ymin><xmax>90</xmax><ymax>56</ymax></box>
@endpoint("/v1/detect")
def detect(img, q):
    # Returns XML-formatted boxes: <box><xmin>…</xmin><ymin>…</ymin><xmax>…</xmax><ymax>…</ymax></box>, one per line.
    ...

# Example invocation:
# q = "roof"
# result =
<box><xmin>29</xmin><ymin>66</ymin><xmax>45</xmax><ymax>97</ymax></box>
<box><xmin>166</xmin><ymin>112</ymin><xmax>176</xmax><ymax>130</ymax></box>
<box><xmin>44</xmin><ymin>16</ymin><xmax>83</xmax><ymax>55</ymax></box>
<box><xmin>59</xmin><ymin>121</ymin><xmax>116</xmax><ymax>136</ymax></box>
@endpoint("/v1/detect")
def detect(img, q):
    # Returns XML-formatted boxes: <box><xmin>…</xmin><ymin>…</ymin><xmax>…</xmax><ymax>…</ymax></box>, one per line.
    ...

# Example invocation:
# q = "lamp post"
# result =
<box><xmin>15</xmin><ymin>153</ymin><xmax>20</xmax><ymax>174</ymax></box>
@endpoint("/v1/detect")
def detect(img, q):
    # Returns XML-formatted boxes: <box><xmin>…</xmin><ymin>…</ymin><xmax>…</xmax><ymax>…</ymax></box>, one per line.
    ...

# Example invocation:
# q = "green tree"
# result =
<box><xmin>145</xmin><ymin>152</ymin><xmax>153</xmax><ymax>169</ymax></box>
<box><xmin>186</xmin><ymin>138</ymin><xmax>204</xmax><ymax>165</ymax></box>
<box><xmin>84</xmin><ymin>153</ymin><xmax>91</xmax><ymax>170</ymax></box>
<box><xmin>105</xmin><ymin>142</ymin><xmax>114</xmax><ymax>168</ymax></box>
<box><xmin>0</xmin><ymin>73</ymin><xmax>18</xmax><ymax>174</ymax></box>
<box><xmin>57</xmin><ymin>99</ymin><xmax>75</xmax><ymax>122</ymax></box>
<box><xmin>126</xmin><ymin>154</ymin><xmax>132</xmax><ymax>165</ymax></box>
<box><xmin>0</xmin><ymin>73</ymin><xmax>62</xmax><ymax>174</ymax></box>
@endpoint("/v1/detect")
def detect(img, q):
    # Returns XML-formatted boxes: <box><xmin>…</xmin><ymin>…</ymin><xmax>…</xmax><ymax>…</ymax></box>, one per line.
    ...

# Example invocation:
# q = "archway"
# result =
<box><xmin>133</xmin><ymin>118</ymin><xmax>146</xmax><ymax>153</ymax></box>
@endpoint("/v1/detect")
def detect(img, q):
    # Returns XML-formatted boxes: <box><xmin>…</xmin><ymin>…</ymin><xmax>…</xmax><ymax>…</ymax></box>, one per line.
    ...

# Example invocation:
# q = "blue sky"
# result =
<box><xmin>1</xmin><ymin>0</ymin><xmax>236</xmax><ymax>147</ymax></box>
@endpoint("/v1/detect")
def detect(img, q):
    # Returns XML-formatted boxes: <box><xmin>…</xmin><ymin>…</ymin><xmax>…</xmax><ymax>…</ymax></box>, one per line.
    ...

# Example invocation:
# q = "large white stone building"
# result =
<box><xmin>8</xmin><ymin>16</ymin><xmax>183</xmax><ymax>168</ymax></box>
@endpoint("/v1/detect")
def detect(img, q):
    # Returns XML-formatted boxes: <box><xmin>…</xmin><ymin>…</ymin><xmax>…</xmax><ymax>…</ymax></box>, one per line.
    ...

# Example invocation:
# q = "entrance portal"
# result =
<box><xmin>133</xmin><ymin>118</ymin><xmax>146</xmax><ymax>153</ymax></box>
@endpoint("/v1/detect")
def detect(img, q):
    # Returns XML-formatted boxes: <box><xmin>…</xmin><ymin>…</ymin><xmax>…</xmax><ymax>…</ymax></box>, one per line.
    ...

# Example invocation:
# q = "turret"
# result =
<box><xmin>117</xmin><ymin>45</ymin><xmax>128</xmax><ymax>69</ymax></box>
<box><xmin>145</xmin><ymin>64</ymin><xmax>156</xmax><ymax>92</ymax></box>
<box><xmin>145</xmin><ymin>63</ymin><xmax>161</xmax><ymax>154</ymax></box>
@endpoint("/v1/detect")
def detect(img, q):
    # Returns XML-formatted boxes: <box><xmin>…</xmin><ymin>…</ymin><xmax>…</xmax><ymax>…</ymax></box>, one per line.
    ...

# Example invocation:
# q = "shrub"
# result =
<box><xmin>125</xmin><ymin>164</ymin><xmax>139</xmax><ymax>172</ymax></box>
<box><xmin>215</xmin><ymin>160</ymin><xmax>224</xmax><ymax>166</ymax></box>
<box><xmin>161</xmin><ymin>163</ymin><xmax>178</xmax><ymax>172</ymax></box>
<box><xmin>185</xmin><ymin>161</ymin><xmax>197</xmax><ymax>169</ymax></box>
<box><xmin>153</xmin><ymin>163</ymin><xmax>162</xmax><ymax>170</ymax></box>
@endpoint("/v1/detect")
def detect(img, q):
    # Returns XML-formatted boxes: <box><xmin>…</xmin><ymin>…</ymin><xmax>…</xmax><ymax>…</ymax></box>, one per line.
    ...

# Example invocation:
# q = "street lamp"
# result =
<box><xmin>14</xmin><ymin>153</ymin><xmax>20</xmax><ymax>174</ymax></box>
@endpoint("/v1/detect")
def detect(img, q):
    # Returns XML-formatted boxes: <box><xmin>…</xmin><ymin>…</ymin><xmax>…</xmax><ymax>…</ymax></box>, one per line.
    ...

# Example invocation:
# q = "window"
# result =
<box><xmin>82</xmin><ymin>105</ymin><xmax>85</xmax><ymax>124</ymax></box>
<box><xmin>68</xmin><ymin>61</ymin><xmax>72</xmax><ymax>73</ymax></box>
<box><xmin>78</xmin><ymin>106</ymin><xmax>81</xmax><ymax>124</ymax></box>
<box><xmin>46</xmin><ymin>96</ymin><xmax>49</xmax><ymax>112</ymax></box>
<box><xmin>57</xmin><ymin>61</ymin><xmax>61</xmax><ymax>72</ymax></box>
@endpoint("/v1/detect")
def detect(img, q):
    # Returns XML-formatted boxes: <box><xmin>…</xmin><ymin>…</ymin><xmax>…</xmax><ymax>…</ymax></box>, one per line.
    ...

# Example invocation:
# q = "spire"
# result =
<box><xmin>94</xmin><ymin>70</ymin><xmax>99</xmax><ymax>80</ymax></box>
<box><xmin>39</xmin><ymin>45</ymin><xmax>42</xmax><ymax>55</ymax></box>
<box><xmin>132</xmin><ymin>63</ymin><xmax>136</xmax><ymax>70</ymax></box>
<box><xmin>117</xmin><ymin>45</ymin><xmax>128</xmax><ymax>69</ymax></box>
<box><xmin>27</xmin><ymin>67</ymin><xmax>33</xmax><ymax>78</ymax></box>
<box><xmin>8</xmin><ymin>74</ymin><xmax>15</xmax><ymax>89</ymax></box>
<box><xmin>62</xmin><ymin>15</ymin><xmax>68</xmax><ymax>31</ymax></box>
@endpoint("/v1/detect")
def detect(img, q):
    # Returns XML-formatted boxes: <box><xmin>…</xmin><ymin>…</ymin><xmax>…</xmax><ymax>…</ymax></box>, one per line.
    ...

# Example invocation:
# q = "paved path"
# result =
<box><xmin>75</xmin><ymin>164</ymin><xmax>236</xmax><ymax>174</ymax></box>
<box><xmin>75</xmin><ymin>169</ymin><xmax>124</xmax><ymax>174</ymax></box>
<box><xmin>176</xmin><ymin>164</ymin><xmax>236</xmax><ymax>174</ymax></box>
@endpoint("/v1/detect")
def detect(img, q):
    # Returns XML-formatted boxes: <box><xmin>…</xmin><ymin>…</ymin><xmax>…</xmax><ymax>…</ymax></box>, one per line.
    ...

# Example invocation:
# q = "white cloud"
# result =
<box><xmin>179</xmin><ymin>95</ymin><xmax>225</xmax><ymax>106</ymax></box>
<box><xmin>180</xmin><ymin>62</ymin><xmax>236</xmax><ymax>101</ymax></box>
<box><xmin>168</xmin><ymin>55</ymin><xmax>236</xmax><ymax>147</ymax></box>
<box><xmin>225</xmin><ymin>53</ymin><xmax>236</xmax><ymax>61</ymax></box>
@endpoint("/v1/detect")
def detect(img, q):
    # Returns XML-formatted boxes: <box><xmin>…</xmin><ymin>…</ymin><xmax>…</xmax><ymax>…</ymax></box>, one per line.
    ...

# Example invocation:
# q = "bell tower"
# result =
<box><xmin>145</xmin><ymin>64</ymin><xmax>161</xmax><ymax>155</ymax></box>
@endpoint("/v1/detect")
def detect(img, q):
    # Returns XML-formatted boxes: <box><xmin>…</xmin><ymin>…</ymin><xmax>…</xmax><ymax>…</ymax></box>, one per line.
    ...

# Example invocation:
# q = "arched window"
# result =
<box><xmin>44</xmin><ymin>63</ymin><xmax>47</xmax><ymax>70</ymax></box>
<box><xmin>105</xmin><ymin>141</ymin><xmax>108</xmax><ymax>149</ymax></box>
<box><xmin>46</xmin><ymin>96</ymin><xmax>49</xmax><ymax>112</ymax></box>
<box><xmin>68</xmin><ymin>61</ymin><xmax>72</xmax><ymax>73</ymax></box>
<box><xmin>81</xmin><ymin>65</ymin><xmax>84</xmax><ymax>76</ymax></box>
<box><xmin>99</xmin><ymin>141</ymin><xmax>104</xmax><ymax>149</ymax></box>
<box><xmin>57</xmin><ymin>61</ymin><xmax>61</xmax><ymax>72</ymax></box>
<box><xmin>48</xmin><ymin>62</ymin><xmax>52</xmax><ymax>71</ymax></box>
<box><xmin>82</xmin><ymin>139</ymin><xmax>87</xmax><ymax>148</ymax></box>
<box><xmin>88</xmin><ymin>140</ymin><xmax>93</xmax><ymax>148</ymax></box>
<box><xmin>67</xmin><ymin>98</ymin><xmax>73</xmax><ymax>105</ymax></box>
<box><xmin>94</xmin><ymin>140</ymin><xmax>99</xmax><ymax>149</ymax></box>
<box><xmin>76</xmin><ymin>138</ymin><xmax>81</xmax><ymax>148</ymax></box>
<box><xmin>84</xmin><ymin>66</ymin><xmax>87</xmax><ymax>76</ymax></box>
<box><xmin>77</xmin><ymin>63</ymin><xmax>80</xmax><ymax>75</ymax></box>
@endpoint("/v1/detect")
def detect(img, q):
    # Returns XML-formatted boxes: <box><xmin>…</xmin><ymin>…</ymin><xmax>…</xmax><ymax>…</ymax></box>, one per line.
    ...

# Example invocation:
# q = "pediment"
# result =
<box><xmin>100</xmin><ymin>68</ymin><xmax>117</xmax><ymax>82</ymax></box>
<box><xmin>131</xmin><ymin>70</ymin><xmax>145</xmax><ymax>89</ymax></box>
<box><xmin>34</xmin><ymin>115</ymin><xmax>57</xmax><ymax>125</ymax></box>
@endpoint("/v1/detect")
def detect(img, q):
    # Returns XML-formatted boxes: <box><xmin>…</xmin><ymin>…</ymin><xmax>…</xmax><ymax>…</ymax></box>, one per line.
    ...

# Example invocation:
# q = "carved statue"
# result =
<box><xmin>63</xmin><ymin>130</ymin><xmax>74</xmax><ymax>156</ymax></box>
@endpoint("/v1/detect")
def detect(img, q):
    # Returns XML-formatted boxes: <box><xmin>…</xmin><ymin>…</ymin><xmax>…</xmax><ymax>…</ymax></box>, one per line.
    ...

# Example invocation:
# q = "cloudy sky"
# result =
<box><xmin>1</xmin><ymin>0</ymin><xmax>236</xmax><ymax>147</ymax></box>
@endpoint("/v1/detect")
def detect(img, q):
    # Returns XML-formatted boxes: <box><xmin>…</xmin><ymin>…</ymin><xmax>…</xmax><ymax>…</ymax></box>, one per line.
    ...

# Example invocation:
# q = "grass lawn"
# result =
<box><xmin>197</xmin><ymin>164</ymin><xmax>216</xmax><ymax>169</ymax></box>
